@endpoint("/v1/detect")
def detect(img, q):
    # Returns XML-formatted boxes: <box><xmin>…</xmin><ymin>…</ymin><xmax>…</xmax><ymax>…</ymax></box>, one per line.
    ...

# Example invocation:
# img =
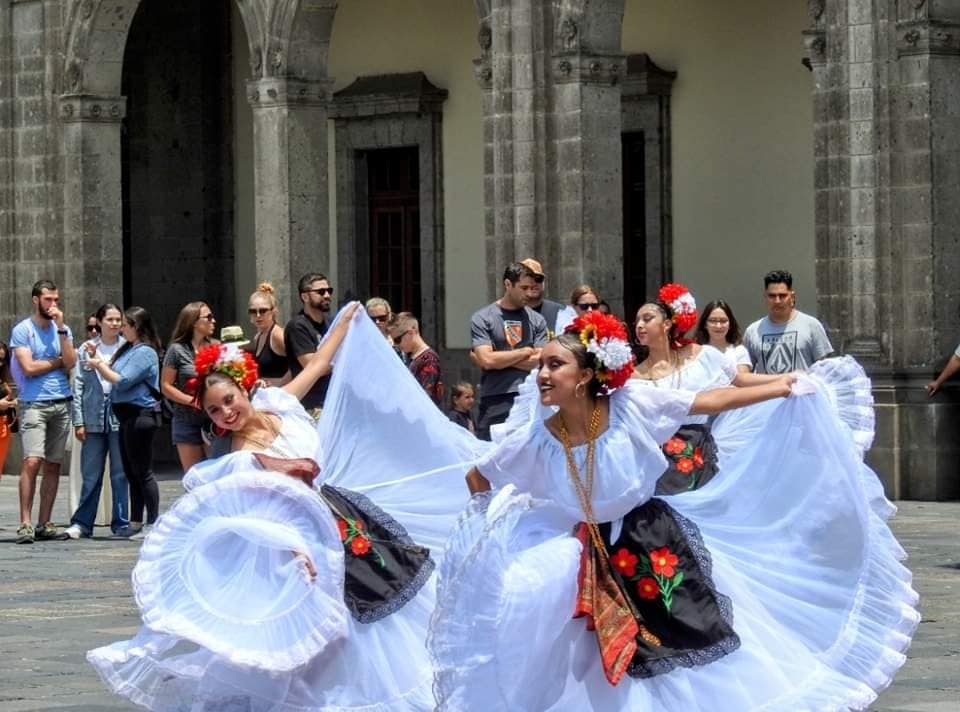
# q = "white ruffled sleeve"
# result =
<box><xmin>252</xmin><ymin>386</ymin><xmax>309</xmax><ymax>419</ymax></box>
<box><xmin>733</xmin><ymin>344</ymin><xmax>752</xmax><ymax>369</ymax></box>
<box><xmin>619</xmin><ymin>380</ymin><xmax>696</xmax><ymax>445</ymax></box>
<box><xmin>476</xmin><ymin>421</ymin><xmax>544</xmax><ymax>492</ymax></box>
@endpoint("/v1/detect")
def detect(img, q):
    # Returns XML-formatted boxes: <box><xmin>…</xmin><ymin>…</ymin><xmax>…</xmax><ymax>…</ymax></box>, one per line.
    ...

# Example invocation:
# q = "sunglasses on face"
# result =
<box><xmin>392</xmin><ymin>330</ymin><xmax>409</xmax><ymax>346</ymax></box>
<box><xmin>305</xmin><ymin>287</ymin><xmax>334</xmax><ymax>296</ymax></box>
<box><xmin>248</xmin><ymin>307</ymin><xmax>272</xmax><ymax>316</ymax></box>
<box><xmin>86</xmin><ymin>324</ymin><xmax>98</xmax><ymax>332</ymax></box>
<box><xmin>577</xmin><ymin>303</ymin><xmax>599</xmax><ymax>311</ymax></box>
<box><xmin>371</xmin><ymin>314</ymin><xmax>390</xmax><ymax>323</ymax></box>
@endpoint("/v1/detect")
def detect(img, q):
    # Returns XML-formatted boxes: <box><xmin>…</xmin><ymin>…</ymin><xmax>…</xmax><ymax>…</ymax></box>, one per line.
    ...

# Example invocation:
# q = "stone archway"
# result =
<box><xmin>60</xmin><ymin>0</ymin><xmax>338</xmax><ymax>315</ymax></box>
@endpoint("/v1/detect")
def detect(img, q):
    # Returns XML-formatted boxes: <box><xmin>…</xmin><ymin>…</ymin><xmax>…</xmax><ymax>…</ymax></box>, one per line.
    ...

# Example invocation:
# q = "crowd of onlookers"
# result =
<box><xmin>3</xmin><ymin>261</ymin><xmax>957</xmax><ymax>542</ymax></box>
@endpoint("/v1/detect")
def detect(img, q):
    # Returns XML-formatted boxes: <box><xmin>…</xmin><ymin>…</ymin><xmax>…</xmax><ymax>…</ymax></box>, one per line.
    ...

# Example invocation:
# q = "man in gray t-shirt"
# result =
<box><xmin>743</xmin><ymin>269</ymin><xmax>833</xmax><ymax>374</ymax></box>
<box><xmin>470</xmin><ymin>262</ymin><xmax>548</xmax><ymax>440</ymax></box>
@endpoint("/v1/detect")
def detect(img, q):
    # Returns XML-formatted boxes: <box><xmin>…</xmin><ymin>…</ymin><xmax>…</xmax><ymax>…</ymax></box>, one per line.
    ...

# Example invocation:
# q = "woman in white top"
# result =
<box><xmin>88</xmin><ymin>303</ymin><xmax>490</xmax><ymax>711</ymax></box>
<box><xmin>429</xmin><ymin>311</ymin><xmax>918</xmax><ymax>711</ymax></box>
<box><xmin>695</xmin><ymin>299</ymin><xmax>752</xmax><ymax>373</ymax></box>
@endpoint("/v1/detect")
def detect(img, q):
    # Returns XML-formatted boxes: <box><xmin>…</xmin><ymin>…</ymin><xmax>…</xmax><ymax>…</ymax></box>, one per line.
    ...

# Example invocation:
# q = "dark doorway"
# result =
<box><xmin>366</xmin><ymin>147</ymin><xmax>421</xmax><ymax>314</ymax></box>
<box><xmin>121</xmin><ymin>0</ymin><xmax>235</xmax><ymax>337</ymax></box>
<box><xmin>622</xmin><ymin>132</ymin><xmax>647</xmax><ymax>318</ymax></box>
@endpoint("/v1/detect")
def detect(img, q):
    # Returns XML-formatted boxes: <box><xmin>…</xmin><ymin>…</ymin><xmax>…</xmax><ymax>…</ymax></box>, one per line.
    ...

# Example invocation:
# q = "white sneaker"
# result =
<box><xmin>128</xmin><ymin>524</ymin><xmax>153</xmax><ymax>542</ymax></box>
<box><xmin>63</xmin><ymin>524</ymin><xmax>87</xmax><ymax>540</ymax></box>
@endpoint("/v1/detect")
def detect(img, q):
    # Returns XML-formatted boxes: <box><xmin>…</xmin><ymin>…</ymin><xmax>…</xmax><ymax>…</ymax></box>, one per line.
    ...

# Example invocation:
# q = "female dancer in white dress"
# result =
<box><xmin>88</xmin><ymin>304</ymin><xmax>489</xmax><ymax>711</ymax></box>
<box><xmin>428</xmin><ymin>310</ymin><xmax>918</xmax><ymax>711</ymax></box>
<box><xmin>633</xmin><ymin>283</ymin><xmax>875</xmax><ymax>493</ymax></box>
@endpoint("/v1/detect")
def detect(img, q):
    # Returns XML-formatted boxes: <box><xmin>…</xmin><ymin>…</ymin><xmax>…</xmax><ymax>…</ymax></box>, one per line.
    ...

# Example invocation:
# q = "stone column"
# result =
<box><xmin>247</xmin><ymin>77</ymin><xmax>330</xmax><ymax>315</ymax></box>
<box><xmin>59</xmin><ymin>94</ymin><xmax>126</xmax><ymax>314</ymax></box>
<box><xmin>476</xmin><ymin>0</ymin><xmax>625</xmax><ymax>305</ymax></box>
<box><xmin>809</xmin><ymin>0</ymin><xmax>960</xmax><ymax>499</ymax></box>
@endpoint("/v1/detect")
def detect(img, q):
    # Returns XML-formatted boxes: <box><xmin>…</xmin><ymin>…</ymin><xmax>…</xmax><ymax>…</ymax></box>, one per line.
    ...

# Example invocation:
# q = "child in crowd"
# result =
<box><xmin>447</xmin><ymin>381</ymin><xmax>477</xmax><ymax>434</ymax></box>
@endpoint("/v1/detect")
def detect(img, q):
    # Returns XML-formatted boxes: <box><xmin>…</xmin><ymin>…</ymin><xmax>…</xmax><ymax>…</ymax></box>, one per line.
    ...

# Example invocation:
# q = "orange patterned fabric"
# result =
<box><xmin>573</xmin><ymin>523</ymin><xmax>640</xmax><ymax>685</ymax></box>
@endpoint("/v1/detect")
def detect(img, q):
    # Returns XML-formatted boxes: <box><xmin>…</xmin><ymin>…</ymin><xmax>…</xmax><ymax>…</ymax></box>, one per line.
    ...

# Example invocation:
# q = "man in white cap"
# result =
<box><xmin>520</xmin><ymin>258</ymin><xmax>565</xmax><ymax>336</ymax></box>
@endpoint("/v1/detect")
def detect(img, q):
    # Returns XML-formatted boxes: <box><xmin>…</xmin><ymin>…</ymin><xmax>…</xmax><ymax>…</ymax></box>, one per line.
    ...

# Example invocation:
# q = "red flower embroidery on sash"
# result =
<box><xmin>676</xmin><ymin>457</ymin><xmax>694</xmax><ymax>474</ymax></box>
<box><xmin>336</xmin><ymin>516</ymin><xmax>385</xmax><ymax>566</ymax></box>
<box><xmin>337</xmin><ymin>518</ymin><xmax>348</xmax><ymax>541</ymax></box>
<box><xmin>650</xmin><ymin>547</ymin><xmax>679</xmax><ymax>578</ymax></box>
<box><xmin>636</xmin><ymin>577</ymin><xmax>659</xmax><ymax>600</ymax></box>
<box><xmin>350</xmin><ymin>536</ymin><xmax>371</xmax><ymax>556</ymax></box>
<box><xmin>664</xmin><ymin>437</ymin><xmax>686</xmax><ymax>455</ymax></box>
<box><xmin>610</xmin><ymin>548</ymin><xmax>639</xmax><ymax>577</ymax></box>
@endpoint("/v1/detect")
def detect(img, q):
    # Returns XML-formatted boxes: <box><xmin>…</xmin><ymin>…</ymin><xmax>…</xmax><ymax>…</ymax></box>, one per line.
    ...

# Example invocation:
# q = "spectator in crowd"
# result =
<box><xmin>285</xmin><ymin>272</ymin><xmax>334</xmax><ymax>419</ymax></box>
<box><xmin>0</xmin><ymin>342</ymin><xmax>15</xmax><ymax>475</ymax></box>
<box><xmin>161</xmin><ymin>302</ymin><xmax>217</xmax><ymax>472</ymax></box>
<box><xmin>556</xmin><ymin>284</ymin><xmax>602</xmax><ymax>334</ymax></box>
<box><xmin>365</xmin><ymin>297</ymin><xmax>394</xmax><ymax>344</ymax></box>
<box><xmin>926</xmin><ymin>343</ymin><xmax>960</xmax><ymax>396</ymax></box>
<box><xmin>84</xmin><ymin>313</ymin><xmax>99</xmax><ymax>342</ymax></box>
<box><xmin>598</xmin><ymin>300</ymin><xmax>611</xmax><ymax>315</ymax></box>
<box><xmin>520</xmin><ymin>258</ymin><xmax>564</xmax><ymax>335</ymax></box>
<box><xmin>695</xmin><ymin>299</ymin><xmax>753</xmax><ymax>374</ymax></box>
<box><xmin>447</xmin><ymin>381</ymin><xmax>477</xmax><ymax>433</ymax></box>
<box><xmin>9</xmin><ymin>279</ymin><xmax>76</xmax><ymax>543</ymax></box>
<box><xmin>247</xmin><ymin>282</ymin><xmax>288</xmax><ymax>387</ymax></box>
<box><xmin>390</xmin><ymin>312</ymin><xmax>444</xmax><ymax>406</ymax></box>
<box><xmin>86</xmin><ymin>306</ymin><xmax>162</xmax><ymax>540</ymax></box>
<box><xmin>743</xmin><ymin>270</ymin><xmax>833</xmax><ymax>374</ymax></box>
<box><xmin>64</xmin><ymin>303</ymin><xmax>129</xmax><ymax>539</ymax></box>
<box><xmin>470</xmin><ymin>261</ymin><xmax>547</xmax><ymax>440</ymax></box>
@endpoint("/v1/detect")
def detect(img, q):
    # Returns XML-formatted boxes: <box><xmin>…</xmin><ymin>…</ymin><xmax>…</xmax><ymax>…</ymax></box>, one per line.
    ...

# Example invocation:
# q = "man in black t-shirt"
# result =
<box><xmin>284</xmin><ymin>272</ymin><xmax>333</xmax><ymax>417</ymax></box>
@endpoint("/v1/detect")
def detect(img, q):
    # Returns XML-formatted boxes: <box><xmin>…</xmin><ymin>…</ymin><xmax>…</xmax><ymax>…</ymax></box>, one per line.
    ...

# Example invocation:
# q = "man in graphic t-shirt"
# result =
<box><xmin>743</xmin><ymin>269</ymin><xmax>833</xmax><ymax>374</ymax></box>
<box><xmin>470</xmin><ymin>262</ymin><xmax>548</xmax><ymax>440</ymax></box>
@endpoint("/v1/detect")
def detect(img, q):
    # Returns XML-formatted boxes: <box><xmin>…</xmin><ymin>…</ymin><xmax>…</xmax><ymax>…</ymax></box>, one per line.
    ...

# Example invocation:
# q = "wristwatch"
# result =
<box><xmin>57</xmin><ymin>328</ymin><xmax>68</xmax><ymax>335</ymax></box>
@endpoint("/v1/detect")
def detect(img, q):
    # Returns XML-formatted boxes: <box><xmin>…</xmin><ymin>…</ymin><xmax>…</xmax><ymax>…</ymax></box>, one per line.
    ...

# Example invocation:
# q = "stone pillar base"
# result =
<box><xmin>869</xmin><ymin>376</ymin><xmax>960</xmax><ymax>501</ymax></box>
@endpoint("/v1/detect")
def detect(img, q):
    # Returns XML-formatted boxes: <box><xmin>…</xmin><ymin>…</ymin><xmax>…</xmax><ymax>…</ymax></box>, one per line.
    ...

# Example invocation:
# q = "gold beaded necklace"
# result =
<box><xmin>236</xmin><ymin>412</ymin><xmax>282</xmax><ymax>452</ymax></box>
<box><xmin>559</xmin><ymin>403</ymin><xmax>609</xmax><ymax>561</ymax></box>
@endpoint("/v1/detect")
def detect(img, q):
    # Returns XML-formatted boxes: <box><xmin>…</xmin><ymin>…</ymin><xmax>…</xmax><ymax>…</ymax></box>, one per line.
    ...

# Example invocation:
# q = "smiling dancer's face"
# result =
<box><xmin>537</xmin><ymin>341</ymin><xmax>593</xmax><ymax>407</ymax></box>
<box><xmin>202</xmin><ymin>379</ymin><xmax>254</xmax><ymax>432</ymax></box>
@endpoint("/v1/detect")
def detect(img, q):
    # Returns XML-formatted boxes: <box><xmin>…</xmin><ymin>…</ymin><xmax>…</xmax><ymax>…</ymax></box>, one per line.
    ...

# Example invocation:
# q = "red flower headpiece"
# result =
<box><xmin>658</xmin><ymin>282</ymin><xmax>698</xmax><ymax>350</ymax></box>
<box><xmin>564</xmin><ymin>311</ymin><xmax>636</xmax><ymax>395</ymax></box>
<box><xmin>192</xmin><ymin>343</ymin><xmax>259</xmax><ymax>397</ymax></box>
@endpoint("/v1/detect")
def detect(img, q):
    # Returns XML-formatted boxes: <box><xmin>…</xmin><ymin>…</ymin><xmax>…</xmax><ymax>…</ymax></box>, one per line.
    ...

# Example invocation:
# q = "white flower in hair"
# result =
<box><xmin>673</xmin><ymin>291</ymin><xmax>697</xmax><ymax>316</ymax></box>
<box><xmin>587</xmin><ymin>337</ymin><xmax>634</xmax><ymax>371</ymax></box>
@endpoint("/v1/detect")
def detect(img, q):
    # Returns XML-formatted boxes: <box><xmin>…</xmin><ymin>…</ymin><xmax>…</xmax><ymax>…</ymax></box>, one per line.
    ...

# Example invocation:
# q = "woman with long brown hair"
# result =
<box><xmin>161</xmin><ymin>301</ymin><xmax>216</xmax><ymax>472</ymax></box>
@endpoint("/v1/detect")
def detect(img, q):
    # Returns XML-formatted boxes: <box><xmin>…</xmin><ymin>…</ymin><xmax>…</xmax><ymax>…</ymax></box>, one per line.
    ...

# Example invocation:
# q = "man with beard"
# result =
<box><xmin>284</xmin><ymin>272</ymin><xmax>334</xmax><ymax>420</ymax></box>
<box><xmin>520</xmin><ymin>258</ymin><xmax>565</xmax><ymax>336</ymax></box>
<box><xmin>470</xmin><ymin>262</ymin><xmax>548</xmax><ymax>440</ymax></box>
<box><xmin>9</xmin><ymin>280</ymin><xmax>77</xmax><ymax>543</ymax></box>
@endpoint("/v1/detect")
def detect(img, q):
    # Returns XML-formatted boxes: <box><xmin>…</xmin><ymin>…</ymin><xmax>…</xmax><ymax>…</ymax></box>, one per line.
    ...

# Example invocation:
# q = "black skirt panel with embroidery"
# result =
<box><xmin>600</xmin><ymin>498</ymin><xmax>740</xmax><ymax>678</ymax></box>
<box><xmin>319</xmin><ymin>485</ymin><xmax>435</xmax><ymax>625</ymax></box>
<box><xmin>654</xmin><ymin>423</ymin><xmax>718</xmax><ymax>495</ymax></box>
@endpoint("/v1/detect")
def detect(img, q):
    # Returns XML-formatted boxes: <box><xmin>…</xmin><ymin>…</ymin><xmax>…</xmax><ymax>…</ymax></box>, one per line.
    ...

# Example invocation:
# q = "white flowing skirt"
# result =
<box><xmin>87</xmin><ymin>468</ymin><xmax>458</xmax><ymax>711</ymax></box>
<box><xmin>428</xmin><ymin>388</ymin><xmax>919</xmax><ymax>711</ymax></box>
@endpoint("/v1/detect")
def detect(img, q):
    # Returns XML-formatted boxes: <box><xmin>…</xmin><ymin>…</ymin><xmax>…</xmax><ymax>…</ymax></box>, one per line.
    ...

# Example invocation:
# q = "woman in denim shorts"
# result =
<box><xmin>161</xmin><ymin>302</ymin><xmax>216</xmax><ymax>472</ymax></box>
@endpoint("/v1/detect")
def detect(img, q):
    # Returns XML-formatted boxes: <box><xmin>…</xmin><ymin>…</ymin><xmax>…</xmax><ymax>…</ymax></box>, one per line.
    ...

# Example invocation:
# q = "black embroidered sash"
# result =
<box><xmin>655</xmin><ymin>423</ymin><xmax>718</xmax><ymax>495</ymax></box>
<box><xmin>600</xmin><ymin>498</ymin><xmax>740</xmax><ymax>678</ymax></box>
<box><xmin>318</xmin><ymin>485</ymin><xmax>435</xmax><ymax>625</ymax></box>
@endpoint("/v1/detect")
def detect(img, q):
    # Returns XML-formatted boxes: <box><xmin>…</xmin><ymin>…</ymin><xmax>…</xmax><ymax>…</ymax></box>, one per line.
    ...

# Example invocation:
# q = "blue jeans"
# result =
<box><xmin>70</xmin><ymin>431</ymin><xmax>129</xmax><ymax>534</ymax></box>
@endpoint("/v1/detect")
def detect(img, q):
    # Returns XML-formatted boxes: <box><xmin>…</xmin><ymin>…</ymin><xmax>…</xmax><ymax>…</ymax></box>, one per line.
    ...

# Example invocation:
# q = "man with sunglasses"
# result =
<box><xmin>520</xmin><ymin>258</ymin><xmax>564</xmax><ymax>337</ymax></box>
<box><xmin>390</xmin><ymin>312</ymin><xmax>444</xmax><ymax>406</ymax></box>
<box><xmin>284</xmin><ymin>272</ymin><xmax>334</xmax><ymax>419</ymax></box>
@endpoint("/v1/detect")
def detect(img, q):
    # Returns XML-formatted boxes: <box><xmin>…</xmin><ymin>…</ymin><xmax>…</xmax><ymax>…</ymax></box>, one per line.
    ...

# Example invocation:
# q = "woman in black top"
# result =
<box><xmin>247</xmin><ymin>282</ymin><xmax>289</xmax><ymax>385</ymax></box>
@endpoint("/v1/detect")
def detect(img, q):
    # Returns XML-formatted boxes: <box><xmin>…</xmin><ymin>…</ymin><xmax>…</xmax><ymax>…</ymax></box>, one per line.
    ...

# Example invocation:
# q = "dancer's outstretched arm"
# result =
<box><xmin>466</xmin><ymin>467</ymin><xmax>491</xmax><ymax>495</ymax></box>
<box><xmin>283</xmin><ymin>303</ymin><xmax>360</xmax><ymax>402</ymax></box>
<box><xmin>690</xmin><ymin>375</ymin><xmax>794</xmax><ymax>415</ymax></box>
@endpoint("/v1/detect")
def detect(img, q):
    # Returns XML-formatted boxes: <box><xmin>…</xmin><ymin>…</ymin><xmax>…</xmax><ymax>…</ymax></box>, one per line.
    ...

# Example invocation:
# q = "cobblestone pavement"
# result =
<box><xmin>0</xmin><ymin>475</ymin><xmax>956</xmax><ymax>711</ymax></box>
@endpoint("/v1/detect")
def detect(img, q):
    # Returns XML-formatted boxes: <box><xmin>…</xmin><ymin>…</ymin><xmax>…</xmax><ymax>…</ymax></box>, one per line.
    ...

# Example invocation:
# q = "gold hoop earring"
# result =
<box><xmin>575</xmin><ymin>382</ymin><xmax>586</xmax><ymax>398</ymax></box>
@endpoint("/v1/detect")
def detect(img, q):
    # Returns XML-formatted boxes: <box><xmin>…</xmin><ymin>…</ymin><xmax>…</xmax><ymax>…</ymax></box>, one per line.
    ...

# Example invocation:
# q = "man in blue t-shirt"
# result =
<box><xmin>8</xmin><ymin>280</ymin><xmax>76</xmax><ymax>543</ymax></box>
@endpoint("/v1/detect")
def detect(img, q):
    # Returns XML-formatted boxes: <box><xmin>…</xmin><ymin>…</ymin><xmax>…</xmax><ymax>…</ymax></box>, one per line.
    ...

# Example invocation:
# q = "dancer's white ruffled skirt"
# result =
<box><xmin>428</xmin><ymin>387</ymin><xmax>919</xmax><ymax>711</ymax></box>
<box><xmin>87</xmin><ymin>469</ymin><xmax>454</xmax><ymax>711</ymax></box>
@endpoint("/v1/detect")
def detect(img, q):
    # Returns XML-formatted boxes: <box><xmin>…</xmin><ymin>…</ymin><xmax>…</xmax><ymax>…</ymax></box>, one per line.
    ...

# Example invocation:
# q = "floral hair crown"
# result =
<box><xmin>564</xmin><ymin>311</ymin><xmax>635</xmax><ymax>395</ymax></box>
<box><xmin>658</xmin><ymin>282</ymin><xmax>697</xmax><ymax>350</ymax></box>
<box><xmin>191</xmin><ymin>343</ymin><xmax>259</xmax><ymax>397</ymax></box>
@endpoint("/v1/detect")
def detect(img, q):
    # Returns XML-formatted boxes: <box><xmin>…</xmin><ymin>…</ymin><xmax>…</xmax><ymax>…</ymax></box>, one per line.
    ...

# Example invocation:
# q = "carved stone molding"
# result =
<box><xmin>472</xmin><ymin>59</ymin><xmax>493</xmax><ymax>90</ymax></box>
<box><xmin>897</xmin><ymin>19</ymin><xmax>960</xmax><ymax>56</ymax></box>
<box><xmin>246</xmin><ymin>77</ymin><xmax>331</xmax><ymax>108</ymax></box>
<box><xmin>552</xmin><ymin>51</ymin><xmax>625</xmax><ymax>86</ymax></box>
<box><xmin>328</xmin><ymin>72</ymin><xmax>448</xmax><ymax>119</ymax></box>
<box><xmin>802</xmin><ymin>29</ymin><xmax>828</xmax><ymax>69</ymax></box>
<box><xmin>478</xmin><ymin>22</ymin><xmax>492</xmax><ymax>53</ymax></box>
<box><xmin>59</xmin><ymin>94</ymin><xmax>127</xmax><ymax>123</ymax></box>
